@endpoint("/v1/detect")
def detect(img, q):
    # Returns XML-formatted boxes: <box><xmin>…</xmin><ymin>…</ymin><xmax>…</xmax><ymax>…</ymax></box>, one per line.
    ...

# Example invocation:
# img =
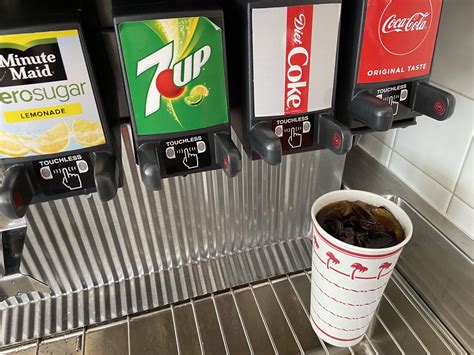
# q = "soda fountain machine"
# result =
<box><xmin>0</xmin><ymin>0</ymin><xmax>463</xmax><ymax>350</ymax></box>
<box><xmin>335</xmin><ymin>0</ymin><xmax>455</xmax><ymax>132</ymax></box>
<box><xmin>221</xmin><ymin>0</ymin><xmax>353</xmax><ymax>165</ymax></box>
<box><xmin>0</xmin><ymin>1</ymin><xmax>121</xmax><ymax>219</ymax></box>
<box><xmin>113</xmin><ymin>0</ymin><xmax>241</xmax><ymax>190</ymax></box>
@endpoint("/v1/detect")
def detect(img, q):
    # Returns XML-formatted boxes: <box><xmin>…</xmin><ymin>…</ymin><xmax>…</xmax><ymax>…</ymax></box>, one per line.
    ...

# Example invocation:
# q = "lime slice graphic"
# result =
<box><xmin>190</xmin><ymin>84</ymin><xmax>209</xmax><ymax>97</ymax></box>
<box><xmin>184</xmin><ymin>93</ymin><xmax>204</xmax><ymax>106</ymax></box>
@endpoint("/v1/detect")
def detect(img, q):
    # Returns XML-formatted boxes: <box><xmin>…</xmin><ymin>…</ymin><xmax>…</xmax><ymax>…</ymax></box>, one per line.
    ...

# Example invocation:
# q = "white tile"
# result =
<box><xmin>372</xmin><ymin>129</ymin><xmax>397</xmax><ymax>148</ymax></box>
<box><xmin>447</xmin><ymin>196</ymin><xmax>474</xmax><ymax>239</ymax></box>
<box><xmin>430</xmin><ymin>0</ymin><xmax>474</xmax><ymax>99</ymax></box>
<box><xmin>358</xmin><ymin>134</ymin><xmax>391</xmax><ymax>166</ymax></box>
<box><xmin>455</xmin><ymin>140</ymin><xmax>474</xmax><ymax>208</ymax></box>
<box><xmin>393</xmin><ymin>92</ymin><xmax>473</xmax><ymax>191</ymax></box>
<box><xmin>389</xmin><ymin>152</ymin><xmax>452</xmax><ymax>213</ymax></box>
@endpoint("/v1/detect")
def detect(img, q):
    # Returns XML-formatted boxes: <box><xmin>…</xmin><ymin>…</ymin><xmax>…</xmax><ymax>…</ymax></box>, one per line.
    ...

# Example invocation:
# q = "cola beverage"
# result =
<box><xmin>316</xmin><ymin>200</ymin><xmax>405</xmax><ymax>248</ymax></box>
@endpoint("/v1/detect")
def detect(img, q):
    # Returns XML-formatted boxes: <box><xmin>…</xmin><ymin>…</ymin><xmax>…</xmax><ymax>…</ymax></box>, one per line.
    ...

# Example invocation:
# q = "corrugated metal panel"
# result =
<box><xmin>0</xmin><ymin>127</ymin><xmax>345</xmax><ymax>346</ymax></box>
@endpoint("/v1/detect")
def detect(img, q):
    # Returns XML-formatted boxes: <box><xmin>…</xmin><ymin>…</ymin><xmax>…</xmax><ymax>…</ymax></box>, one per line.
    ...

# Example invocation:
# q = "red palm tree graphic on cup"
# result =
<box><xmin>350</xmin><ymin>263</ymin><xmax>368</xmax><ymax>280</ymax></box>
<box><xmin>377</xmin><ymin>262</ymin><xmax>392</xmax><ymax>279</ymax></box>
<box><xmin>313</xmin><ymin>235</ymin><xmax>319</xmax><ymax>249</ymax></box>
<box><xmin>325</xmin><ymin>252</ymin><xmax>340</xmax><ymax>269</ymax></box>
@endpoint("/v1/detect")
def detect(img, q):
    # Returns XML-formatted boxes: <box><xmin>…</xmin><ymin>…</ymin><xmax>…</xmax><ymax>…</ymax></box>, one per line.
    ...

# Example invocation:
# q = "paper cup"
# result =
<box><xmin>310</xmin><ymin>190</ymin><xmax>413</xmax><ymax>347</ymax></box>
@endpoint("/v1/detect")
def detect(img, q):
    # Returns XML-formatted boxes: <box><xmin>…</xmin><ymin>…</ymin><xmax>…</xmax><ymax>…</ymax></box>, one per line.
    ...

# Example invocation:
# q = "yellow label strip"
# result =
<box><xmin>4</xmin><ymin>103</ymin><xmax>82</xmax><ymax>123</ymax></box>
<box><xmin>0</xmin><ymin>30</ymin><xmax>78</xmax><ymax>46</ymax></box>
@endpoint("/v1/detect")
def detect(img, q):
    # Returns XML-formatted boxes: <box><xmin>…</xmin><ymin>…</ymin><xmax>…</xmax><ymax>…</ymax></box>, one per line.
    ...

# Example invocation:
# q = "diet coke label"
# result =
<box><xmin>284</xmin><ymin>6</ymin><xmax>313</xmax><ymax>114</ymax></box>
<box><xmin>252</xmin><ymin>3</ymin><xmax>341</xmax><ymax>117</ymax></box>
<box><xmin>357</xmin><ymin>0</ymin><xmax>442</xmax><ymax>84</ymax></box>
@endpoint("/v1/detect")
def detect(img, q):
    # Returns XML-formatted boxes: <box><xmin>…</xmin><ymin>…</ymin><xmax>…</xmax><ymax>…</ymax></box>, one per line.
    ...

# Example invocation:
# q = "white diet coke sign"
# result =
<box><xmin>358</xmin><ymin>0</ymin><xmax>442</xmax><ymax>84</ymax></box>
<box><xmin>251</xmin><ymin>3</ymin><xmax>341</xmax><ymax>117</ymax></box>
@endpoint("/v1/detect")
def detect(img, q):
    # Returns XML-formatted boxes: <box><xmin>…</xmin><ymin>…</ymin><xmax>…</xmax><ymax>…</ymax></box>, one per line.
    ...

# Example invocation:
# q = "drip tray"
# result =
<box><xmin>4</xmin><ymin>269</ymin><xmax>465</xmax><ymax>355</ymax></box>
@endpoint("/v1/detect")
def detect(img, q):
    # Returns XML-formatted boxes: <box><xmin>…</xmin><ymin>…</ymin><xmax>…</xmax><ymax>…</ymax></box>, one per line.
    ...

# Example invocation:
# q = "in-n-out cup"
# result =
<box><xmin>310</xmin><ymin>190</ymin><xmax>413</xmax><ymax>347</ymax></box>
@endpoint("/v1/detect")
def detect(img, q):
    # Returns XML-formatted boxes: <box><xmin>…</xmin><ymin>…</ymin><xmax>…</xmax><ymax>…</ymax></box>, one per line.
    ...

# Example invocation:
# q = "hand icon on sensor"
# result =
<box><xmin>62</xmin><ymin>168</ymin><xmax>82</xmax><ymax>190</ymax></box>
<box><xmin>182</xmin><ymin>148</ymin><xmax>199</xmax><ymax>169</ymax></box>
<box><xmin>288</xmin><ymin>127</ymin><xmax>302</xmax><ymax>148</ymax></box>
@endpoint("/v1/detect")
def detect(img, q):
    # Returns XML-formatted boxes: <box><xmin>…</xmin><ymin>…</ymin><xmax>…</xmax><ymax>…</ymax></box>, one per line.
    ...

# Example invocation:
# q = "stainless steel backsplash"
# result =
<box><xmin>0</xmin><ymin>127</ymin><xmax>345</xmax><ymax>347</ymax></box>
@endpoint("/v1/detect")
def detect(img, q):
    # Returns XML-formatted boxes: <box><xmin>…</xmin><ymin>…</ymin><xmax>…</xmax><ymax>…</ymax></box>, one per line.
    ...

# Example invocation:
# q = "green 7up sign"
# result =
<box><xmin>118</xmin><ymin>17</ymin><xmax>229</xmax><ymax>136</ymax></box>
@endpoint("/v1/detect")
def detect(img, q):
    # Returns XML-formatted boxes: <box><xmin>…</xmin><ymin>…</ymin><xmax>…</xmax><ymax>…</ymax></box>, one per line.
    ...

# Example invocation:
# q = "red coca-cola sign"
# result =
<box><xmin>357</xmin><ymin>0</ymin><xmax>442</xmax><ymax>84</ymax></box>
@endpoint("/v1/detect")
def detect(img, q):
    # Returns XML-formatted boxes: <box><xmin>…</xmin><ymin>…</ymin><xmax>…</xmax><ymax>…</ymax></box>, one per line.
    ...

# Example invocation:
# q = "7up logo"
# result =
<box><xmin>137</xmin><ymin>42</ymin><xmax>211</xmax><ymax>117</ymax></box>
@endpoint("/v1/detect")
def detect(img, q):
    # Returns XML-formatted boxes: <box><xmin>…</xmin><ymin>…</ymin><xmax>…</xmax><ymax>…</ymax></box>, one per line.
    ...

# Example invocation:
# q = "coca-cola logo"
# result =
<box><xmin>378</xmin><ymin>0</ymin><xmax>433</xmax><ymax>56</ymax></box>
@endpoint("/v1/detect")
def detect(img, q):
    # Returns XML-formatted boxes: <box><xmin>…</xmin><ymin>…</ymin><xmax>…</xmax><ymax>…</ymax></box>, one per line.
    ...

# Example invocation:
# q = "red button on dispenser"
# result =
<box><xmin>434</xmin><ymin>99</ymin><xmax>446</xmax><ymax>116</ymax></box>
<box><xmin>332</xmin><ymin>132</ymin><xmax>342</xmax><ymax>150</ymax></box>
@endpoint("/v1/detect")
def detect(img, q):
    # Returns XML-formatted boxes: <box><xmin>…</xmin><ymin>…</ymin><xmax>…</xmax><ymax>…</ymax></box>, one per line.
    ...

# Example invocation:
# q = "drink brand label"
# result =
<box><xmin>357</xmin><ymin>0</ymin><xmax>443</xmax><ymax>84</ymax></box>
<box><xmin>118</xmin><ymin>17</ymin><xmax>229</xmax><ymax>136</ymax></box>
<box><xmin>32</xmin><ymin>152</ymin><xmax>95</xmax><ymax>195</ymax></box>
<box><xmin>0</xmin><ymin>30</ymin><xmax>106</xmax><ymax>159</ymax></box>
<box><xmin>160</xmin><ymin>133</ymin><xmax>211</xmax><ymax>174</ymax></box>
<box><xmin>271</xmin><ymin>114</ymin><xmax>314</xmax><ymax>151</ymax></box>
<box><xmin>252</xmin><ymin>4</ymin><xmax>341</xmax><ymax>117</ymax></box>
<box><xmin>369</xmin><ymin>82</ymin><xmax>413</xmax><ymax>117</ymax></box>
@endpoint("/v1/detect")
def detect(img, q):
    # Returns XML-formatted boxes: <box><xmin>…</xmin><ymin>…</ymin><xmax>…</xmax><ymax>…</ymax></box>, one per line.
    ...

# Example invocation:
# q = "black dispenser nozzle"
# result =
<box><xmin>250</xmin><ymin>123</ymin><xmax>282</xmax><ymax>165</ymax></box>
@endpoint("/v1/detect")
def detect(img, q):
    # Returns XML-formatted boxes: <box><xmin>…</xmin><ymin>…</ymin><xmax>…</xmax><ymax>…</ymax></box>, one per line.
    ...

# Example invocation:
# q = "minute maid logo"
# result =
<box><xmin>0</xmin><ymin>36</ymin><xmax>67</xmax><ymax>87</ymax></box>
<box><xmin>138</xmin><ymin>41</ymin><xmax>211</xmax><ymax>117</ymax></box>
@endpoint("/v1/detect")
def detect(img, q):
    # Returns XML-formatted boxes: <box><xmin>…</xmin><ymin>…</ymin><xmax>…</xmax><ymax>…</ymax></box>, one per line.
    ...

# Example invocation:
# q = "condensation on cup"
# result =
<box><xmin>310</xmin><ymin>190</ymin><xmax>413</xmax><ymax>347</ymax></box>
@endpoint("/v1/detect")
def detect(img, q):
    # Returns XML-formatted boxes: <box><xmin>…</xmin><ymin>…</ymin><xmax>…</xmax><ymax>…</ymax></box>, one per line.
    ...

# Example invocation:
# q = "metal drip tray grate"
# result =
<box><xmin>4</xmin><ymin>270</ymin><xmax>465</xmax><ymax>354</ymax></box>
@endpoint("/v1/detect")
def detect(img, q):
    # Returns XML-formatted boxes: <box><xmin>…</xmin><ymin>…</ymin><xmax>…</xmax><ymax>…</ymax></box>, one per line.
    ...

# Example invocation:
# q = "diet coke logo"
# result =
<box><xmin>378</xmin><ymin>0</ymin><xmax>433</xmax><ymax>56</ymax></box>
<box><xmin>284</xmin><ymin>5</ymin><xmax>313</xmax><ymax>114</ymax></box>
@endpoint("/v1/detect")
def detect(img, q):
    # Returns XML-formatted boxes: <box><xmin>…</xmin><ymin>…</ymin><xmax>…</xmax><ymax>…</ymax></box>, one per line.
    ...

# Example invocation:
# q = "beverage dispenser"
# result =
<box><xmin>113</xmin><ymin>0</ymin><xmax>241</xmax><ymax>190</ymax></box>
<box><xmin>335</xmin><ymin>0</ymin><xmax>455</xmax><ymax>132</ymax></box>
<box><xmin>0</xmin><ymin>2</ymin><xmax>120</xmax><ymax>219</ymax></box>
<box><xmin>221</xmin><ymin>0</ymin><xmax>352</xmax><ymax>166</ymax></box>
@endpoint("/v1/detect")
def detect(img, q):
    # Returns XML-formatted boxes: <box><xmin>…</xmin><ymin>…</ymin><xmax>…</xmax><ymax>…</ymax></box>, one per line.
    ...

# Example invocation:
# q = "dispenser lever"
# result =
<box><xmin>137</xmin><ymin>143</ymin><xmax>162</xmax><ymax>190</ymax></box>
<box><xmin>0</xmin><ymin>218</ymin><xmax>51</xmax><ymax>302</ymax></box>
<box><xmin>0</xmin><ymin>165</ymin><xmax>34</xmax><ymax>219</ymax></box>
<box><xmin>317</xmin><ymin>114</ymin><xmax>353</xmax><ymax>155</ymax></box>
<box><xmin>250</xmin><ymin>122</ymin><xmax>282</xmax><ymax>165</ymax></box>
<box><xmin>94</xmin><ymin>152</ymin><xmax>119</xmax><ymax>202</ymax></box>
<box><xmin>214</xmin><ymin>133</ymin><xmax>242</xmax><ymax>178</ymax></box>
<box><xmin>413</xmin><ymin>82</ymin><xmax>456</xmax><ymax>121</ymax></box>
<box><xmin>352</xmin><ymin>93</ymin><xmax>393</xmax><ymax>131</ymax></box>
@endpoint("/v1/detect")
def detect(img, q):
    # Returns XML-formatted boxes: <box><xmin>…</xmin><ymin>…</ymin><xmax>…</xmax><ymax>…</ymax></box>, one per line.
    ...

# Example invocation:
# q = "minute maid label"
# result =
<box><xmin>0</xmin><ymin>30</ymin><xmax>106</xmax><ymax>159</ymax></box>
<box><xmin>119</xmin><ymin>17</ymin><xmax>229</xmax><ymax>136</ymax></box>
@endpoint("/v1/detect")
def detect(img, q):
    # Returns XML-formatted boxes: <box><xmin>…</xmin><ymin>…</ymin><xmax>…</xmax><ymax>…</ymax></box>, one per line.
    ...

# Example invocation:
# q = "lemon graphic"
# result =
<box><xmin>184</xmin><ymin>93</ymin><xmax>204</xmax><ymax>106</ymax></box>
<box><xmin>190</xmin><ymin>84</ymin><xmax>209</xmax><ymax>97</ymax></box>
<box><xmin>33</xmin><ymin>121</ymin><xmax>70</xmax><ymax>154</ymax></box>
<box><xmin>72</xmin><ymin>119</ymin><xmax>106</xmax><ymax>147</ymax></box>
<box><xmin>0</xmin><ymin>135</ymin><xmax>29</xmax><ymax>157</ymax></box>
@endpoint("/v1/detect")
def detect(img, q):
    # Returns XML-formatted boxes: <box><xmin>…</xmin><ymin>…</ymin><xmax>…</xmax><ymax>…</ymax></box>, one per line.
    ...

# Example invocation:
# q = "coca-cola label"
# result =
<box><xmin>252</xmin><ymin>4</ymin><xmax>341</xmax><ymax>117</ymax></box>
<box><xmin>357</xmin><ymin>0</ymin><xmax>442</xmax><ymax>84</ymax></box>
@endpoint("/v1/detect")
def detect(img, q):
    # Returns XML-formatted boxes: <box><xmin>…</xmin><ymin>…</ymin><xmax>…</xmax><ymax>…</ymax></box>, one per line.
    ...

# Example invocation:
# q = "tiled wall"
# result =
<box><xmin>359</xmin><ymin>0</ymin><xmax>474</xmax><ymax>239</ymax></box>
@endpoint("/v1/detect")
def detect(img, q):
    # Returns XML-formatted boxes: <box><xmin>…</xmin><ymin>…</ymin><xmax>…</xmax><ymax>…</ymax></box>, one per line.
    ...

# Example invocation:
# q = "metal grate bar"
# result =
<box><xmin>210</xmin><ymin>294</ymin><xmax>230</xmax><ymax>355</ymax></box>
<box><xmin>363</xmin><ymin>335</ymin><xmax>379</xmax><ymax>355</ymax></box>
<box><xmin>248</xmin><ymin>284</ymin><xmax>279</xmax><ymax>354</ymax></box>
<box><xmin>170</xmin><ymin>305</ymin><xmax>181</xmax><ymax>355</ymax></box>
<box><xmin>383</xmin><ymin>294</ymin><xmax>430</xmax><ymax>354</ymax></box>
<box><xmin>375</xmin><ymin>314</ymin><xmax>405</xmax><ymax>354</ymax></box>
<box><xmin>190</xmin><ymin>300</ymin><xmax>205</xmax><ymax>355</ymax></box>
<box><xmin>126</xmin><ymin>316</ymin><xmax>131</xmax><ymax>355</ymax></box>
<box><xmin>390</xmin><ymin>274</ymin><xmax>462</xmax><ymax>354</ymax></box>
<box><xmin>229</xmin><ymin>288</ymin><xmax>254</xmax><ymax>355</ymax></box>
<box><xmin>268</xmin><ymin>279</ymin><xmax>304</xmax><ymax>354</ymax></box>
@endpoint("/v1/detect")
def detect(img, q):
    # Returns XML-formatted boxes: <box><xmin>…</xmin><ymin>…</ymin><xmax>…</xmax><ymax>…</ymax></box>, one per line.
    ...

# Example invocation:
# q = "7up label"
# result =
<box><xmin>119</xmin><ymin>17</ymin><xmax>229</xmax><ymax>136</ymax></box>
